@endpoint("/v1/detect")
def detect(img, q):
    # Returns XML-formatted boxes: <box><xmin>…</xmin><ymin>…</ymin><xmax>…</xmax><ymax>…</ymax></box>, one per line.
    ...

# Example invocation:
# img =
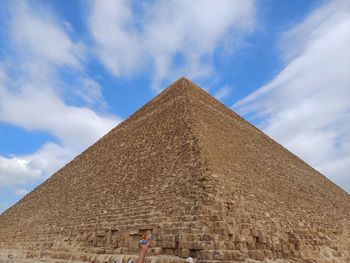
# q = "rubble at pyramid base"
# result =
<box><xmin>2</xmin><ymin>248</ymin><xmax>192</xmax><ymax>263</ymax></box>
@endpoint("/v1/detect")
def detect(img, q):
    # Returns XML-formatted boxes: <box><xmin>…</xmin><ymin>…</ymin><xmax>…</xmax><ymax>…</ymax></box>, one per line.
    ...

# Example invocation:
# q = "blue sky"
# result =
<box><xmin>0</xmin><ymin>0</ymin><xmax>349</xmax><ymax>214</ymax></box>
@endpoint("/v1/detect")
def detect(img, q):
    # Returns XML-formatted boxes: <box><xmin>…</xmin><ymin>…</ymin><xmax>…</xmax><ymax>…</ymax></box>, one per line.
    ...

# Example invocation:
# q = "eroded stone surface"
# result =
<box><xmin>0</xmin><ymin>78</ymin><xmax>349</xmax><ymax>263</ymax></box>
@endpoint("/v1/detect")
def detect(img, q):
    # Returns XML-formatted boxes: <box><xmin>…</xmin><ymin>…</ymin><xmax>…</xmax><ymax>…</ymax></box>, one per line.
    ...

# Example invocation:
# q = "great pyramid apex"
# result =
<box><xmin>1</xmin><ymin>78</ymin><xmax>350</xmax><ymax>263</ymax></box>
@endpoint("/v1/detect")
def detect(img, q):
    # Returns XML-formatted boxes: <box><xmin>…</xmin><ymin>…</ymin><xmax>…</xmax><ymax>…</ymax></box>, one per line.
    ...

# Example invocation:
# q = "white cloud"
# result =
<box><xmin>0</xmin><ymin>84</ymin><xmax>117</xmax><ymax>150</ymax></box>
<box><xmin>23</xmin><ymin>142</ymin><xmax>76</xmax><ymax>176</ymax></box>
<box><xmin>74</xmin><ymin>78</ymin><xmax>107</xmax><ymax>108</ymax></box>
<box><xmin>0</xmin><ymin>156</ymin><xmax>42</xmax><ymax>187</ymax></box>
<box><xmin>14</xmin><ymin>189</ymin><xmax>29</xmax><ymax>197</ymax></box>
<box><xmin>88</xmin><ymin>0</ymin><xmax>255</xmax><ymax>90</ymax></box>
<box><xmin>10</xmin><ymin>1</ymin><xmax>84</xmax><ymax>70</ymax></box>
<box><xmin>0</xmin><ymin>2</ymin><xmax>120</xmax><ymax>191</ymax></box>
<box><xmin>0</xmin><ymin>142</ymin><xmax>76</xmax><ymax>188</ymax></box>
<box><xmin>234</xmin><ymin>0</ymin><xmax>350</xmax><ymax>192</ymax></box>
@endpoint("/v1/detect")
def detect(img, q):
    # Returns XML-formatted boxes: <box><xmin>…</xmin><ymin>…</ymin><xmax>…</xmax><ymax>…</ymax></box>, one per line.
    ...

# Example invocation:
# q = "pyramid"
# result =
<box><xmin>0</xmin><ymin>78</ymin><xmax>349</xmax><ymax>263</ymax></box>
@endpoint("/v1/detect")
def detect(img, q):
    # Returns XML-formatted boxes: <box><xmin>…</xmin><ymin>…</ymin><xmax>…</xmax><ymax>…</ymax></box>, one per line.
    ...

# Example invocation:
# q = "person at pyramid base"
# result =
<box><xmin>136</xmin><ymin>239</ymin><xmax>152</xmax><ymax>263</ymax></box>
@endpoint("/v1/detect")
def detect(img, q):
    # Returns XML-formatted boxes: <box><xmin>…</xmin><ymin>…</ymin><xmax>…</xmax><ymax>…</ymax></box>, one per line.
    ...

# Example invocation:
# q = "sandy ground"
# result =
<box><xmin>0</xmin><ymin>249</ymin><xmax>128</xmax><ymax>263</ymax></box>
<box><xmin>0</xmin><ymin>258</ymin><xmax>86</xmax><ymax>263</ymax></box>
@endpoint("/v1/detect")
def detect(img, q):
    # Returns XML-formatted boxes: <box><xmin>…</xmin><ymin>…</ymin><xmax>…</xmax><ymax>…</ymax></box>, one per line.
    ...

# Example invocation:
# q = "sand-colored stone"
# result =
<box><xmin>0</xmin><ymin>78</ymin><xmax>349</xmax><ymax>263</ymax></box>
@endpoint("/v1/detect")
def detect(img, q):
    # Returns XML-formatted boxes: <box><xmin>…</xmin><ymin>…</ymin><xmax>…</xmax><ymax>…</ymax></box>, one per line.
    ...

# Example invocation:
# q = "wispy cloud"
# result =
<box><xmin>0</xmin><ymin>2</ymin><xmax>120</xmax><ymax>190</ymax></box>
<box><xmin>88</xmin><ymin>0</ymin><xmax>255</xmax><ymax>91</ymax></box>
<box><xmin>0</xmin><ymin>156</ymin><xmax>41</xmax><ymax>187</ymax></box>
<box><xmin>214</xmin><ymin>85</ymin><xmax>231</xmax><ymax>100</ymax></box>
<box><xmin>9</xmin><ymin>1</ymin><xmax>84</xmax><ymax>70</ymax></box>
<box><xmin>234</xmin><ymin>0</ymin><xmax>350</xmax><ymax>192</ymax></box>
<box><xmin>14</xmin><ymin>189</ymin><xmax>29</xmax><ymax>197</ymax></box>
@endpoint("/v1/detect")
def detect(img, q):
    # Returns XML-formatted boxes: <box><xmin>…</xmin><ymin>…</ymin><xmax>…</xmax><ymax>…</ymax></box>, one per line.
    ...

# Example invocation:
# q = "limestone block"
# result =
<box><xmin>213</xmin><ymin>250</ymin><xmax>224</xmax><ymax>260</ymax></box>
<box><xmin>248</xmin><ymin>249</ymin><xmax>265</xmax><ymax>260</ymax></box>
<box><xmin>231</xmin><ymin>250</ymin><xmax>246</xmax><ymax>261</ymax></box>
<box><xmin>199</xmin><ymin>249</ymin><xmax>214</xmax><ymax>260</ymax></box>
<box><xmin>180</xmin><ymin>249</ymin><xmax>190</xmax><ymax>258</ymax></box>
